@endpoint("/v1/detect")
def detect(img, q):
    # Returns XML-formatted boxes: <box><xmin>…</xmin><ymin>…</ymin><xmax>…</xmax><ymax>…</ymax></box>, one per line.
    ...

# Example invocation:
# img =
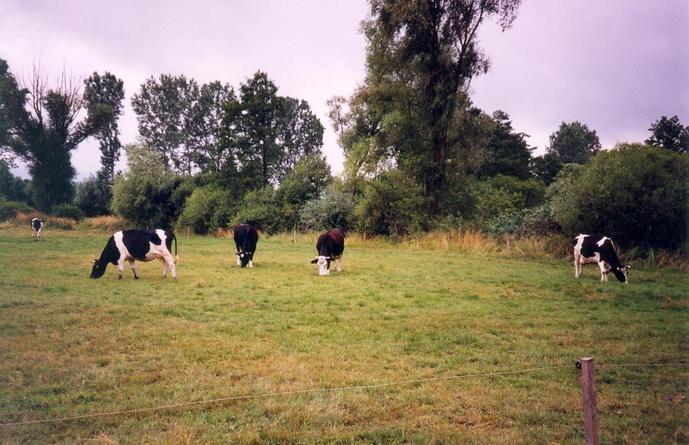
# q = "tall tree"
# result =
<box><xmin>187</xmin><ymin>81</ymin><xmax>235</xmax><ymax>173</ymax></box>
<box><xmin>547</xmin><ymin>121</ymin><xmax>600</xmax><ymax>164</ymax></box>
<box><xmin>479</xmin><ymin>110</ymin><xmax>532</xmax><ymax>179</ymax></box>
<box><xmin>275</xmin><ymin>97</ymin><xmax>324</xmax><ymax>182</ymax></box>
<box><xmin>339</xmin><ymin>0</ymin><xmax>521</xmax><ymax>216</ymax></box>
<box><xmin>83</xmin><ymin>71</ymin><xmax>125</xmax><ymax>205</ymax></box>
<box><xmin>0</xmin><ymin>59</ymin><xmax>109</xmax><ymax>211</ymax></box>
<box><xmin>131</xmin><ymin>74</ymin><xmax>197</xmax><ymax>174</ymax></box>
<box><xmin>645</xmin><ymin>115</ymin><xmax>689</xmax><ymax>154</ymax></box>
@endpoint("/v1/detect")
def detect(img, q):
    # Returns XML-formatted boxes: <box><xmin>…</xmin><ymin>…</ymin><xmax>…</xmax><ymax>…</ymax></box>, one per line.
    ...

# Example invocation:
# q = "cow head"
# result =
<box><xmin>236</xmin><ymin>251</ymin><xmax>253</xmax><ymax>268</ymax></box>
<box><xmin>310</xmin><ymin>255</ymin><xmax>332</xmax><ymax>275</ymax></box>
<box><xmin>611</xmin><ymin>265</ymin><xmax>631</xmax><ymax>283</ymax></box>
<box><xmin>90</xmin><ymin>258</ymin><xmax>107</xmax><ymax>279</ymax></box>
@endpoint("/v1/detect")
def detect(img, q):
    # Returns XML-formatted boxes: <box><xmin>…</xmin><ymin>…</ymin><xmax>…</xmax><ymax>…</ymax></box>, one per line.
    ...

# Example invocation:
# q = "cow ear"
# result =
<box><xmin>310</xmin><ymin>258</ymin><xmax>318</xmax><ymax>264</ymax></box>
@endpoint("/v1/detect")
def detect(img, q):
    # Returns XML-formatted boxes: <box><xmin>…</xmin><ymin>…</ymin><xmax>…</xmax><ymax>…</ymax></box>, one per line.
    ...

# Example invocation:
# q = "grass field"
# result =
<box><xmin>0</xmin><ymin>227</ymin><xmax>687</xmax><ymax>444</ymax></box>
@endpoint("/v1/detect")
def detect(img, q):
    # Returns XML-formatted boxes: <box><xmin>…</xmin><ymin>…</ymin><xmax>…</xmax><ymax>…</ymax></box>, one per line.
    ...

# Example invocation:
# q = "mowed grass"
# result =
<box><xmin>0</xmin><ymin>228</ymin><xmax>687</xmax><ymax>444</ymax></box>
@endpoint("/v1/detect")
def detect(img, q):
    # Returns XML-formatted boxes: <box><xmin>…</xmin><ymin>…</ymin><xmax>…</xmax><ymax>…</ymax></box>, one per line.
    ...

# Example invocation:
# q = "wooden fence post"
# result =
<box><xmin>579</xmin><ymin>357</ymin><xmax>600</xmax><ymax>445</ymax></box>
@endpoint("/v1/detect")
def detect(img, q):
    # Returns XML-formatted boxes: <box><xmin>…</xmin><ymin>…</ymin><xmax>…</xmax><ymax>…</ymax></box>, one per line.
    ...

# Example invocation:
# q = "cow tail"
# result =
<box><xmin>173</xmin><ymin>232</ymin><xmax>179</xmax><ymax>264</ymax></box>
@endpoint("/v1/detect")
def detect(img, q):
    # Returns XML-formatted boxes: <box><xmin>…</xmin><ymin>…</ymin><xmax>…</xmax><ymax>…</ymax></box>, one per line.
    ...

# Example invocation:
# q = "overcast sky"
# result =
<box><xmin>2</xmin><ymin>0</ymin><xmax>687</xmax><ymax>179</ymax></box>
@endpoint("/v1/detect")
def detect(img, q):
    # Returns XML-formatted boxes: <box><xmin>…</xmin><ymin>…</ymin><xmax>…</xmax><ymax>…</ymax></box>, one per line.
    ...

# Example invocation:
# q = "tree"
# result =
<box><xmin>341</xmin><ymin>0</ymin><xmax>521</xmax><ymax>216</ymax></box>
<box><xmin>547</xmin><ymin>121</ymin><xmax>600</xmax><ymax>164</ymax></box>
<box><xmin>0</xmin><ymin>160</ymin><xmax>32</xmax><ymax>204</ymax></box>
<box><xmin>187</xmin><ymin>81</ymin><xmax>236</xmax><ymax>173</ymax></box>
<box><xmin>645</xmin><ymin>115</ymin><xmax>689</xmax><ymax>154</ymax></box>
<box><xmin>83</xmin><ymin>72</ymin><xmax>125</xmax><ymax>206</ymax></box>
<box><xmin>530</xmin><ymin>152</ymin><xmax>562</xmax><ymax>185</ymax></box>
<box><xmin>276</xmin><ymin>97</ymin><xmax>324</xmax><ymax>182</ymax></box>
<box><xmin>0</xmin><ymin>60</ymin><xmax>110</xmax><ymax>211</ymax></box>
<box><xmin>74</xmin><ymin>176</ymin><xmax>111</xmax><ymax>216</ymax></box>
<box><xmin>479</xmin><ymin>110</ymin><xmax>532</xmax><ymax>179</ymax></box>
<box><xmin>548</xmin><ymin>144</ymin><xmax>689</xmax><ymax>249</ymax></box>
<box><xmin>275</xmin><ymin>154</ymin><xmax>332</xmax><ymax>229</ymax></box>
<box><xmin>112</xmin><ymin>144</ymin><xmax>193</xmax><ymax>229</ymax></box>
<box><xmin>131</xmin><ymin>75</ymin><xmax>198</xmax><ymax>174</ymax></box>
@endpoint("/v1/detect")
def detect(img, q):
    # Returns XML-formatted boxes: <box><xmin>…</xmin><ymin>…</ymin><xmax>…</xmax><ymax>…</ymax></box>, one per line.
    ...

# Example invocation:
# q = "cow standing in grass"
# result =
<box><xmin>90</xmin><ymin>229</ymin><xmax>178</xmax><ymax>279</ymax></box>
<box><xmin>311</xmin><ymin>228</ymin><xmax>345</xmax><ymax>276</ymax></box>
<box><xmin>572</xmin><ymin>234</ymin><xmax>630</xmax><ymax>283</ymax></box>
<box><xmin>234</xmin><ymin>223</ymin><xmax>258</xmax><ymax>268</ymax></box>
<box><xmin>31</xmin><ymin>218</ymin><xmax>43</xmax><ymax>239</ymax></box>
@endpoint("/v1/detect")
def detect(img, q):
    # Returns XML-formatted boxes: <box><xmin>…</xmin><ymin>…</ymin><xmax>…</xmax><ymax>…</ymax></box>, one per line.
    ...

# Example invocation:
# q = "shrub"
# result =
<box><xmin>111</xmin><ymin>144</ymin><xmax>194</xmax><ymax>229</ymax></box>
<box><xmin>299</xmin><ymin>183</ymin><xmax>356</xmax><ymax>231</ymax></box>
<box><xmin>0</xmin><ymin>200</ymin><xmax>36</xmax><ymax>221</ymax></box>
<box><xmin>75</xmin><ymin>176</ymin><xmax>111</xmax><ymax>216</ymax></box>
<box><xmin>178</xmin><ymin>186</ymin><xmax>234</xmax><ymax>234</ymax></box>
<box><xmin>230</xmin><ymin>186</ymin><xmax>284</xmax><ymax>234</ymax></box>
<box><xmin>51</xmin><ymin>203</ymin><xmax>84</xmax><ymax>220</ymax></box>
<box><xmin>549</xmin><ymin>144</ymin><xmax>689</xmax><ymax>249</ymax></box>
<box><xmin>355</xmin><ymin>170</ymin><xmax>425</xmax><ymax>236</ymax></box>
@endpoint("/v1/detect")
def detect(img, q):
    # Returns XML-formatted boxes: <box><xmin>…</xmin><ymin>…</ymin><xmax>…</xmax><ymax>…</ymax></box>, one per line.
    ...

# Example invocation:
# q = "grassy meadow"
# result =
<box><xmin>0</xmin><ymin>227</ymin><xmax>687</xmax><ymax>444</ymax></box>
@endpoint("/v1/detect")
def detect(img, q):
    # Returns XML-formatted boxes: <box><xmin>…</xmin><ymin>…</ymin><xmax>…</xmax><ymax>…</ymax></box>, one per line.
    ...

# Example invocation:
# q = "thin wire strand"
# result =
<box><xmin>2</xmin><ymin>361</ymin><xmax>687</xmax><ymax>427</ymax></box>
<box><xmin>0</xmin><ymin>365</ymin><xmax>568</xmax><ymax>427</ymax></box>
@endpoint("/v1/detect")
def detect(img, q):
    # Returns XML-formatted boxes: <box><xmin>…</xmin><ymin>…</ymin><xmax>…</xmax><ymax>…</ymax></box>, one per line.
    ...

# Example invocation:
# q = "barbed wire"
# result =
<box><xmin>1</xmin><ymin>361</ymin><xmax>687</xmax><ymax>427</ymax></box>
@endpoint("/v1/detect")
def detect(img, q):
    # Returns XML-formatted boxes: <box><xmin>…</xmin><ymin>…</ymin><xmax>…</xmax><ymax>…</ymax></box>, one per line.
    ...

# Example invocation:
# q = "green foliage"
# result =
<box><xmin>334</xmin><ymin>0</ymin><xmax>521</xmax><ymax>215</ymax></box>
<box><xmin>549</xmin><ymin>144</ymin><xmax>689</xmax><ymax>248</ymax></box>
<box><xmin>0</xmin><ymin>200</ymin><xmax>35</xmax><ymax>221</ymax></box>
<box><xmin>275</xmin><ymin>154</ymin><xmax>332</xmax><ymax>229</ymax></box>
<box><xmin>177</xmin><ymin>186</ymin><xmax>234</xmax><ymax>234</ymax></box>
<box><xmin>355</xmin><ymin>170</ymin><xmax>425</xmax><ymax>236</ymax></box>
<box><xmin>645</xmin><ymin>115</ymin><xmax>689</xmax><ymax>154</ymax></box>
<box><xmin>479</xmin><ymin>110</ymin><xmax>532</xmax><ymax>179</ymax></box>
<box><xmin>74</xmin><ymin>176</ymin><xmax>111</xmax><ymax>217</ymax></box>
<box><xmin>547</xmin><ymin>121</ymin><xmax>601</xmax><ymax>164</ymax></box>
<box><xmin>83</xmin><ymin>72</ymin><xmax>125</xmax><ymax>190</ymax></box>
<box><xmin>470</xmin><ymin>175</ymin><xmax>546</xmax><ymax>226</ymax></box>
<box><xmin>0</xmin><ymin>160</ymin><xmax>32</xmax><ymax>204</ymax></box>
<box><xmin>0</xmin><ymin>58</ymin><xmax>110</xmax><ymax>211</ymax></box>
<box><xmin>299</xmin><ymin>182</ymin><xmax>356</xmax><ymax>231</ymax></box>
<box><xmin>111</xmin><ymin>144</ymin><xmax>193</xmax><ymax>229</ymax></box>
<box><xmin>51</xmin><ymin>203</ymin><xmax>84</xmax><ymax>220</ymax></box>
<box><xmin>230</xmin><ymin>186</ymin><xmax>283</xmax><ymax>234</ymax></box>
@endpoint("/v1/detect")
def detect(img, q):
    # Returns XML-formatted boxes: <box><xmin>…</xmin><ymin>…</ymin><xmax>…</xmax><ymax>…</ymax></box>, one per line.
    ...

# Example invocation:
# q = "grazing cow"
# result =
<box><xmin>311</xmin><ymin>228</ymin><xmax>345</xmax><ymax>276</ymax></box>
<box><xmin>90</xmin><ymin>229</ymin><xmax>177</xmax><ymax>279</ymax></box>
<box><xmin>572</xmin><ymin>234</ymin><xmax>630</xmax><ymax>283</ymax></box>
<box><xmin>234</xmin><ymin>223</ymin><xmax>259</xmax><ymax>268</ymax></box>
<box><xmin>31</xmin><ymin>218</ymin><xmax>44</xmax><ymax>239</ymax></box>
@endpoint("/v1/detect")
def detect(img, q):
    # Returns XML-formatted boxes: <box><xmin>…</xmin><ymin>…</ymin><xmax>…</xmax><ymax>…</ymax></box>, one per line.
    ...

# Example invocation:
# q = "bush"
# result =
<box><xmin>549</xmin><ymin>144</ymin><xmax>689</xmax><ymax>249</ymax></box>
<box><xmin>178</xmin><ymin>186</ymin><xmax>234</xmax><ymax>234</ymax></box>
<box><xmin>230</xmin><ymin>186</ymin><xmax>284</xmax><ymax>234</ymax></box>
<box><xmin>75</xmin><ymin>176</ymin><xmax>111</xmax><ymax>216</ymax></box>
<box><xmin>299</xmin><ymin>183</ymin><xmax>356</xmax><ymax>231</ymax></box>
<box><xmin>0</xmin><ymin>200</ymin><xmax>36</xmax><ymax>221</ymax></box>
<box><xmin>111</xmin><ymin>144</ymin><xmax>194</xmax><ymax>229</ymax></box>
<box><xmin>355</xmin><ymin>170</ymin><xmax>425</xmax><ymax>236</ymax></box>
<box><xmin>50</xmin><ymin>203</ymin><xmax>84</xmax><ymax>220</ymax></box>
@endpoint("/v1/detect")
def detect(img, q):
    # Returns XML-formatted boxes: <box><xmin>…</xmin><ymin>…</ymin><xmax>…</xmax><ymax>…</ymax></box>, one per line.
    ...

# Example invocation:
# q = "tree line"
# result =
<box><xmin>1</xmin><ymin>0</ymin><xmax>688</xmax><ymax>251</ymax></box>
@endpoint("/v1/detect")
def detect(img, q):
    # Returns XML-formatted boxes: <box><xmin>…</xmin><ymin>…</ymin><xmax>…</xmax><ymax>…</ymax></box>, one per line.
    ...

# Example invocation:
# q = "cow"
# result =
<box><xmin>572</xmin><ymin>234</ymin><xmax>630</xmax><ymax>283</ymax></box>
<box><xmin>234</xmin><ymin>223</ymin><xmax>259</xmax><ymax>268</ymax></box>
<box><xmin>31</xmin><ymin>218</ymin><xmax>44</xmax><ymax>239</ymax></box>
<box><xmin>90</xmin><ymin>229</ymin><xmax>178</xmax><ymax>280</ymax></box>
<box><xmin>311</xmin><ymin>228</ymin><xmax>345</xmax><ymax>276</ymax></box>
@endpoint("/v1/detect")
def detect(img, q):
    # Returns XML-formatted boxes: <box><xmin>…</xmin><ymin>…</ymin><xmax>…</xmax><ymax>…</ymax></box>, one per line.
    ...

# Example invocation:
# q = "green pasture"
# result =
<box><xmin>0</xmin><ymin>228</ymin><xmax>687</xmax><ymax>444</ymax></box>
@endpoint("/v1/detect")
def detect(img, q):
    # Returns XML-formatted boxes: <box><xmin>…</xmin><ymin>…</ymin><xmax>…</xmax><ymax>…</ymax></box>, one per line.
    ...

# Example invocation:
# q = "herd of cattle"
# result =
<box><xmin>30</xmin><ymin>219</ymin><xmax>630</xmax><ymax>283</ymax></box>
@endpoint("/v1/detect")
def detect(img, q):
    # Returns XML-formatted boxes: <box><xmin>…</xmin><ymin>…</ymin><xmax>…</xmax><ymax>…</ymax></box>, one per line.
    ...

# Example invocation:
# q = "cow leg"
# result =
<box><xmin>129</xmin><ymin>259</ymin><xmax>139</xmax><ymax>279</ymax></box>
<box><xmin>248</xmin><ymin>260</ymin><xmax>253</xmax><ymax>268</ymax></box>
<box><xmin>574</xmin><ymin>254</ymin><xmax>581</xmax><ymax>278</ymax></box>
<box><xmin>117</xmin><ymin>259</ymin><xmax>125</xmax><ymax>279</ymax></box>
<box><xmin>236</xmin><ymin>254</ymin><xmax>242</xmax><ymax>266</ymax></box>
<box><xmin>335</xmin><ymin>257</ymin><xmax>342</xmax><ymax>272</ymax></box>
<box><xmin>164</xmin><ymin>254</ymin><xmax>176</xmax><ymax>278</ymax></box>
<box><xmin>598</xmin><ymin>262</ymin><xmax>608</xmax><ymax>282</ymax></box>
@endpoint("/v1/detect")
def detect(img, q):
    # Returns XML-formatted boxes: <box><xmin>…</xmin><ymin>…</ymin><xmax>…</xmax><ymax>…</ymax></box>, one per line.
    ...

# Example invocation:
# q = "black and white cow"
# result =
<box><xmin>572</xmin><ymin>234</ymin><xmax>630</xmax><ymax>283</ymax></box>
<box><xmin>90</xmin><ymin>229</ymin><xmax>177</xmax><ymax>279</ymax></box>
<box><xmin>311</xmin><ymin>228</ymin><xmax>345</xmax><ymax>276</ymax></box>
<box><xmin>31</xmin><ymin>218</ymin><xmax>44</xmax><ymax>239</ymax></box>
<box><xmin>234</xmin><ymin>223</ymin><xmax>258</xmax><ymax>268</ymax></box>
